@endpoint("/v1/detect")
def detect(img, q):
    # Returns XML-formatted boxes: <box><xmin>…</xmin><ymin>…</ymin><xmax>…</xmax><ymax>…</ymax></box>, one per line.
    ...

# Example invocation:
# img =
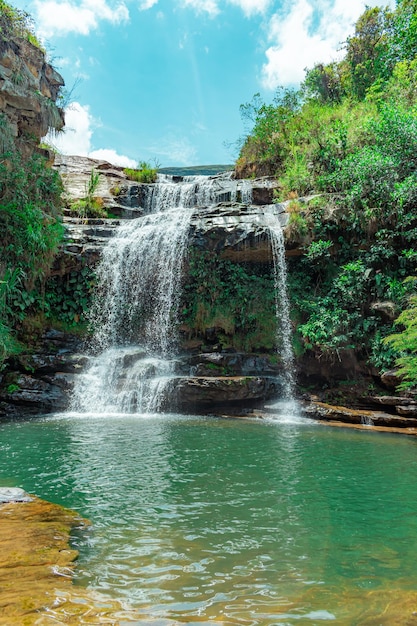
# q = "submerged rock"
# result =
<box><xmin>0</xmin><ymin>493</ymin><xmax>141</xmax><ymax>623</ymax></box>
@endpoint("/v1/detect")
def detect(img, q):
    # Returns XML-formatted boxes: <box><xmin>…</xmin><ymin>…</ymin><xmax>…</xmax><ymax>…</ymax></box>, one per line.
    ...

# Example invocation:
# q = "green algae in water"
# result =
<box><xmin>1</xmin><ymin>413</ymin><xmax>417</xmax><ymax>624</ymax></box>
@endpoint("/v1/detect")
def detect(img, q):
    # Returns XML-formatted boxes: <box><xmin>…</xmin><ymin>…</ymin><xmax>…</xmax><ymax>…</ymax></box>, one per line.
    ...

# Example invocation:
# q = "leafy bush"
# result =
<box><xmin>304</xmin><ymin>239</ymin><xmax>333</xmax><ymax>262</ymax></box>
<box><xmin>0</xmin><ymin>0</ymin><xmax>44</xmax><ymax>49</ymax></box>
<box><xmin>0</xmin><ymin>151</ymin><xmax>64</xmax><ymax>365</ymax></box>
<box><xmin>181</xmin><ymin>250</ymin><xmax>277</xmax><ymax>351</ymax></box>
<box><xmin>384</xmin><ymin>292</ymin><xmax>417</xmax><ymax>389</ymax></box>
<box><xmin>124</xmin><ymin>161</ymin><xmax>158</xmax><ymax>184</ymax></box>
<box><xmin>44</xmin><ymin>267</ymin><xmax>96</xmax><ymax>326</ymax></box>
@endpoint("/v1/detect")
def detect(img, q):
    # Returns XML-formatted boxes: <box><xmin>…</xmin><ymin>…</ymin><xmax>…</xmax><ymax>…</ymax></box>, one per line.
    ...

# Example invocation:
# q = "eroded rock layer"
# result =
<box><xmin>0</xmin><ymin>34</ymin><xmax>64</xmax><ymax>153</ymax></box>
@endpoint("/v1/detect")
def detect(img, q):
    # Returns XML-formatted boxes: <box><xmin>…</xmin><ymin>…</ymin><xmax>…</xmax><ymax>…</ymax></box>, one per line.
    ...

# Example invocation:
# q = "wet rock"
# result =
<box><xmin>0</xmin><ymin>494</ymin><xmax>143</xmax><ymax>623</ymax></box>
<box><xmin>11</xmin><ymin>352</ymin><xmax>88</xmax><ymax>375</ymax></box>
<box><xmin>189</xmin><ymin>352</ymin><xmax>279</xmax><ymax>376</ymax></box>
<box><xmin>396</xmin><ymin>405</ymin><xmax>417</xmax><ymax>417</ymax></box>
<box><xmin>173</xmin><ymin>376</ymin><xmax>280</xmax><ymax>409</ymax></box>
<box><xmin>190</xmin><ymin>203</ymin><xmax>288</xmax><ymax>263</ymax></box>
<box><xmin>2</xmin><ymin>373</ymin><xmax>69</xmax><ymax>411</ymax></box>
<box><xmin>250</xmin><ymin>177</ymin><xmax>280</xmax><ymax>205</ymax></box>
<box><xmin>365</xmin><ymin>395</ymin><xmax>415</xmax><ymax>407</ymax></box>
<box><xmin>304</xmin><ymin>401</ymin><xmax>417</xmax><ymax>428</ymax></box>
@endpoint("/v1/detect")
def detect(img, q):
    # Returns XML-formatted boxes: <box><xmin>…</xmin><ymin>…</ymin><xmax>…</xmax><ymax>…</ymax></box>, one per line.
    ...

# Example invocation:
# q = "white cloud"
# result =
<box><xmin>45</xmin><ymin>102</ymin><xmax>135</xmax><ymax>166</ymax></box>
<box><xmin>89</xmin><ymin>148</ymin><xmax>136</xmax><ymax>167</ymax></box>
<box><xmin>139</xmin><ymin>0</ymin><xmax>158</xmax><ymax>8</ymax></box>
<box><xmin>177</xmin><ymin>0</ymin><xmax>269</xmax><ymax>16</ymax></box>
<box><xmin>228</xmin><ymin>0</ymin><xmax>270</xmax><ymax>16</ymax></box>
<box><xmin>34</xmin><ymin>0</ymin><xmax>129</xmax><ymax>37</ymax></box>
<box><xmin>180</xmin><ymin>0</ymin><xmax>219</xmax><ymax>17</ymax></box>
<box><xmin>149</xmin><ymin>136</ymin><xmax>198</xmax><ymax>165</ymax></box>
<box><xmin>261</xmin><ymin>0</ymin><xmax>396</xmax><ymax>89</ymax></box>
<box><xmin>47</xmin><ymin>102</ymin><xmax>93</xmax><ymax>155</ymax></box>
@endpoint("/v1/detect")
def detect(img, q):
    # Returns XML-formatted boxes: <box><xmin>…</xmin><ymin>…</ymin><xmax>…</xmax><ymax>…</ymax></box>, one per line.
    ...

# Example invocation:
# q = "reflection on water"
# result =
<box><xmin>1</xmin><ymin>413</ymin><xmax>417</xmax><ymax>624</ymax></box>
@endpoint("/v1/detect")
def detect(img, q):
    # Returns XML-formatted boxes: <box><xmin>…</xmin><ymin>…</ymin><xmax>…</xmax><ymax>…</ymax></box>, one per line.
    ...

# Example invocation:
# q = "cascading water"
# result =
<box><xmin>143</xmin><ymin>172</ymin><xmax>252</xmax><ymax>212</ymax></box>
<box><xmin>71</xmin><ymin>206</ymin><xmax>193</xmax><ymax>413</ymax></box>
<box><xmin>71</xmin><ymin>172</ymin><xmax>296</xmax><ymax>415</ymax></box>
<box><xmin>70</xmin><ymin>175</ymin><xmax>225</xmax><ymax>414</ymax></box>
<box><xmin>263</xmin><ymin>206</ymin><xmax>297</xmax><ymax>407</ymax></box>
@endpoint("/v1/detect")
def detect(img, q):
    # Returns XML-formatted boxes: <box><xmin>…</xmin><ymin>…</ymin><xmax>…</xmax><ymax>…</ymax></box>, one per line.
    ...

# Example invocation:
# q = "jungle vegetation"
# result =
<box><xmin>235</xmin><ymin>0</ymin><xmax>417</xmax><ymax>388</ymax></box>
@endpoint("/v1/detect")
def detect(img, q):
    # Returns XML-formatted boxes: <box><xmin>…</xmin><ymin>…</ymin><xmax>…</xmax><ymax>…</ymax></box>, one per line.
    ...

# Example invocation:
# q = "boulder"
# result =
<box><xmin>0</xmin><ymin>487</ymin><xmax>32</xmax><ymax>503</ymax></box>
<box><xmin>381</xmin><ymin>369</ymin><xmax>402</xmax><ymax>390</ymax></box>
<box><xmin>173</xmin><ymin>376</ymin><xmax>280</xmax><ymax>409</ymax></box>
<box><xmin>189</xmin><ymin>352</ymin><xmax>279</xmax><ymax>376</ymax></box>
<box><xmin>396</xmin><ymin>405</ymin><xmax>417</xmax><ymax>417</ymax></box>
<box><xmin>2</xmin><ymin>373</ymin><xmax>69</xmax><ymax>412</ymax></box>
<box><xmin>370</xmin><ymin>301</ymin><xmax>397</xmax><ymax>321</ymax></box>
<box><xmin>54</xmin><ymin>154</ymin><xmax>147</xmax><ymax>217</ymax></box>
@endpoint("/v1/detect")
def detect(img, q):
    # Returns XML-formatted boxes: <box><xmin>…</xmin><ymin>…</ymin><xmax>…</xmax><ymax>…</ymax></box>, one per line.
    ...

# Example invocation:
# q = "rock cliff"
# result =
<box><xmin>0</xmin><ymin>29</ymin><xmax>64</xmax><ymax>155</ymax></box>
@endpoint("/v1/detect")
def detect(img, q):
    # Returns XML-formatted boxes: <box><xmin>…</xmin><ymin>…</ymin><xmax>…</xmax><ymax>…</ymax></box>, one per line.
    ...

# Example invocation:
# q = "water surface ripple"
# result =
<box><xmin>1</xmin><ymin>413</ymin><xmax>417</xmax><ymax>624</ymax></box>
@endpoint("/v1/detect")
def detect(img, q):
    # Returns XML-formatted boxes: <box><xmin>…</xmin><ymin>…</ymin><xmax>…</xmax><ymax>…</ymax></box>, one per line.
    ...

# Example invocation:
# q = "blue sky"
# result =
<box><xmin>13</xmin><ymin>0</ymin><xmax>393</xmax><ymax>167</ymax></box>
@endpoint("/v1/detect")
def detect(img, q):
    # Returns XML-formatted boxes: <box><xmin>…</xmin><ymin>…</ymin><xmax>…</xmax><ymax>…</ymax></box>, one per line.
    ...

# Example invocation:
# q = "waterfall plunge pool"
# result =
<box><xmin>1</xmin><ymin>411</ymin><xmax>417</xmax><ymax>624</ymax></box>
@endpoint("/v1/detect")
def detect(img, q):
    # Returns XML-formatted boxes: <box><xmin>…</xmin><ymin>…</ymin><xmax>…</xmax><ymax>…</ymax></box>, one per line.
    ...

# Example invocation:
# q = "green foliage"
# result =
<box><xmin>232</xmin><ymin>0</ymin><xmax>417</xmax><ymax>381</ymax></box>
<box><xmin>304</xmin><ymin>240</ymin><xmax>333</xmax><ymax>262</ymax></box>
<box><xmin>384</xmin><ymin>291</ymin><xmax>417</xmax><ymax>389</ymax></box>
<box><xmin>0</xmin><ymin>151</ymin><xmax>64</xmax><ymax>365</ymax></box>
<box><xmin>124</xmin><ymin>161</ymin><xmax>158</xmax><ymax>184</ymax></box>
<box><xmin>285</xmin><ymin>200</ymin><xmax>309</xmax><ymax>241</ymax></box>
<box><xmin>303</xmin><ymin>62</ymin><xmax>344</xmax><ymax>103</ymax></box>
<box><xmin>181</xmin><ymin>250</ymin><xmax>277</xmax><ymax>351</ymax></box>
<box><xmin>343</xmin><ymin>6</ymin><xmax>393</xmax><ymax>100</ymax></box>
<box><xmin>0</xmin><ymin>0</ymin><xmax>44</xmax><ymax>49</ymax></box>
<box><xmin>237</xmin><ymin>88</ymin><xmax>302</xmax><ymax>177</ymax></box>
<box><xmin>43</xmin><ymin>267</ymin><xmax>96</xmax><ymax>326</ymax></box>
<box><xmin>0</xmin><ymin>152</ymin><xmax>63</xmax><ymax>286</ymax></box>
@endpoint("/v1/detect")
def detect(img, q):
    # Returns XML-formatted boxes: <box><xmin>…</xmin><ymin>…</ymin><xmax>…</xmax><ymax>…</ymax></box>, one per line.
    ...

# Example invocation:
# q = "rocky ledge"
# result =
<box><xmin>0</xmin><ymin>490</ymin><xmax>141</xmax><ymax>624</ymax></box>
<box><xmin>0</xmin><ymin>329</ymin><xmax>85</xmax><ymax>419</ymax></box>
<box><xmin>55</xmin><ymin>155</ymin><xmax>282</xmax><ymax>217</ymax></box>
<box><xmin>304</xmin><ymin>401</ymin><xmax>417</xmax><ymax>434</ymax></box>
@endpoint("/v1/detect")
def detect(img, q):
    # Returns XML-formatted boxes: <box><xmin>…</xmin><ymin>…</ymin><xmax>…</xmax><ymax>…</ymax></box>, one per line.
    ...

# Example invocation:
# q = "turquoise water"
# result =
<box><xmin>1</xmin><ymin>412</ymin><xmax>417</xmax><ymax>623</ymax></box>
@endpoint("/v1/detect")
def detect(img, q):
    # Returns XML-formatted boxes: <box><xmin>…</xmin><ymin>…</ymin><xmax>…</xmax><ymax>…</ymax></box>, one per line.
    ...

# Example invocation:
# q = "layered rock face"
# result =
<box><xmin>0</xmin><ymin>34</ymin><xmax>64</xmax><ymax>153</ymax></box>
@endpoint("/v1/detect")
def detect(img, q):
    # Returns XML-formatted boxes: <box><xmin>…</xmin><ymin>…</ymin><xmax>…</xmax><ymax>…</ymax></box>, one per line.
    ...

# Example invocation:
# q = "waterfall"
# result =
<box><xmin>263</xmin><ymin>206</ymin><xmax>297</xmax><ymax>403</ymax></box>
<box><xmin>92</xmin><ymin>208</ymin><xmax>191</xmax><ymax>355</ymax></box>
<box><xmin>142</xmin><ymin>173</ymin><xmax>253</xmax><ymax>212</ymax></box>
<box><xmin>70</xmin><ymin>174</ymin><xmax>225</xmax><ymax>413</ymax></box>
<box><xmin>72</xmin><ymin>172</ymin><xmax>254</xmax><ymax>415</ymax></box>
<box><xmin>71</xmin><ymin>207</ymin><xmax>192</xmax><ymax>413</ymax></box>
<box><xmin>70</xmin><ymin>172</ymin><xmax>296</xmax><ymax>415</ymax></box>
